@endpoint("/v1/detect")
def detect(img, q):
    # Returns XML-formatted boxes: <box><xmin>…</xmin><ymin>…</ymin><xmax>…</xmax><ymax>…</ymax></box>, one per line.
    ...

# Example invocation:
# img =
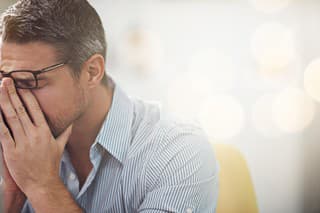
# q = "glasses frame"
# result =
<box><xmin>0</xmin><ymin>61</ymin><xmax>68</xmax><ymax>89</ymax></box>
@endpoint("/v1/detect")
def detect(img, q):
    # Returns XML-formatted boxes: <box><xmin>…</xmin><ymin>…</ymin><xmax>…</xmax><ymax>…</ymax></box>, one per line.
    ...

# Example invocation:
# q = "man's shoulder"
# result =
<box><xmin>120</xmin><ymin>99</ymin><xmax>218</xmax><ymax>212</ymax></box>
<box><xmin>131</xmin><ymin>98</ymin><xmax>203</xmax><ymax>140</ymax></box>
<box><xmin>128</xmin><ymin>98</ymin><xmax>214</xmax><ymax>164</ymax></box>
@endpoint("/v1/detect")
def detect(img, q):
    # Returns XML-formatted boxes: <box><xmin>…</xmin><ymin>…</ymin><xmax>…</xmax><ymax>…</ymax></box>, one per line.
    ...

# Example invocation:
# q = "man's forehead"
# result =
<box><xmin>0</xmin><ymin>41</ymin><xmax>58</xmax><ymax>70</ymax></box>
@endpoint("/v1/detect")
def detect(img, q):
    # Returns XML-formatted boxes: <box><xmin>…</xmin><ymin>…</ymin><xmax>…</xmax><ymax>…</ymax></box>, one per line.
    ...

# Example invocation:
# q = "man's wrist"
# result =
<box><xmin>24</xmin><ymin>178</ymin><xmax>82</xmax><ymax>213</ymax></box>
<box><xmin>24</xmin><ymin>177</ymin><xmax>63</xmax><ymax>203</ymax></box>
<box><xmin>4</xmin><ymin>191</ymin><xmax>26</xmax><ymax>213</ymax></box>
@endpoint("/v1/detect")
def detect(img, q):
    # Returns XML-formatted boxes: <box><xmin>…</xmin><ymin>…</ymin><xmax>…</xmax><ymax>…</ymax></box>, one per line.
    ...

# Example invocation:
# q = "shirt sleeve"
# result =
<box><xmin>138</xmin><ymin>128</ymin><xmax>219</xmax><ymax>213</ymax></box>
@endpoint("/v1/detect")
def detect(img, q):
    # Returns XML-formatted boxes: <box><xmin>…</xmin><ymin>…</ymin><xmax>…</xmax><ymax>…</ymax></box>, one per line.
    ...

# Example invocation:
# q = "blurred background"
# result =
<box><xmin>1</xmin><ymin>0</ymin><xmax>320</xmax><ymax>212</ymax></box>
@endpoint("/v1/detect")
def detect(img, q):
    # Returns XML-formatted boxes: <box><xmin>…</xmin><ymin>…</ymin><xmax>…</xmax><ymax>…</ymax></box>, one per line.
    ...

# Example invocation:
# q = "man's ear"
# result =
<box><xmin>83</xmin><ymin>54</ymin><xmax>105</xmax><ymax>88</ymax></box>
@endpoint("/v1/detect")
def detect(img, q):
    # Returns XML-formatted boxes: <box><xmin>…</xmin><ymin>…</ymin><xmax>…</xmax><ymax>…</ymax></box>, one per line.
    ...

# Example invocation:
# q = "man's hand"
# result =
<box><xmin>1</xmin><ymin>148</ymin><xmax>21</xmax><ymax>193</ymax></box>
<box><xmin>0</xmin><ymin>78</ymin><xmax>72</xmax><ymax>197</ymax></box>
<box><xmin>1</xmin><ymin>148</ymin><xmax>26</xmax><ymax>213</ymax></box>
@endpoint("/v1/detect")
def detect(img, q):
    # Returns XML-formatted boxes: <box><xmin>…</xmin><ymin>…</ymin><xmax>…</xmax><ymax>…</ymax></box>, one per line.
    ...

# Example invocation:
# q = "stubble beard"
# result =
<box><xmin>46</xmin><ymin>87</ymin><xmax>87</xmax><ymax>138</ymax></box>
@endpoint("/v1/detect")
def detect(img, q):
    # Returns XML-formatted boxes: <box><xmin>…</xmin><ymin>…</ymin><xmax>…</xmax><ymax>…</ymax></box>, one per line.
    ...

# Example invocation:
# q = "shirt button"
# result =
<box><xmin>186</xmin><ymin>208</ymin><xmax>193</xmax><ymax>213</ymax></box>
<box><xmin>69</xmin><ymin>173</ymin><xmax>76</xmax><ymax>181</ymax></box>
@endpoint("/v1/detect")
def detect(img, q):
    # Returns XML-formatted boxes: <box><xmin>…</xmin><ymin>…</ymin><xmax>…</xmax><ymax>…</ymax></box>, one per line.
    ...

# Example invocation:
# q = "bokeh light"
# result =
<box><xmin>187</xmin><ymin>48</ymin><xmax>236</xmax><ymax>92</ymax></box>
<box><xmin>198</xmin><ymin>95</ymin><xmax>245</xmax><ymax>141</ymax></box>
<box><xmin>304</xmin><ymin>58</ymin><xmax>320</xmax><ymax>103</ymax></box>
<box><xmin>272</xmin><ymin>88</ymin><xmax>316</xmax><ymax>133</ymax></box>
<box><xmin>166</xmin><ymin>48</ymin><xmax>236</xmax><ymax>121</ymax></box>
<box><xmin>166</xmin><ymin>73</ymin><xmax>212</xmax><ymax>121</ymax></box>
<box><xmin>251</xmin><ymin>22</ymin><xmax>297</xmax><ymax>77</ymax></box>
<box><xmin>249</xmin><ymin>0</ymin><xmax>292</xmax><ymax>13</ymax></box>
<box><xmin>118</xmin><ymin>28</ymin><xmax>164</xmax><ymax>75</ymax></box>
<box><xmin>251</xmin><ymin>94</ymin><xmax>281</xmax><ymax>137</ymax></box>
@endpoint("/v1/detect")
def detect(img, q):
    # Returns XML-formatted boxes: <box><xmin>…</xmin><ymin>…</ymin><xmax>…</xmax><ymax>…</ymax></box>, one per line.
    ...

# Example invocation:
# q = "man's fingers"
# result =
<box><xmin>17</xmin><ymin>89</ymin><xmax>47</xmax><ymax>128</ymax></box>
<box><xmin>5</xmin><ymin>79</ymin><xmax>34</xmax><ymax>133</ymax></box>
<box><xmin>0</xmin><ymin>109</ymin><xmax>15</xmax><ymax>151</ymax></box>
<box><xmin>56</xmin><ymin>124</ymin><xmax>73</xmax><ymax>152</ymax></box>
<box><xmin>0</xmin><ymin>84</ymin><xmax>26</xmax><ymax>144</ymax></box>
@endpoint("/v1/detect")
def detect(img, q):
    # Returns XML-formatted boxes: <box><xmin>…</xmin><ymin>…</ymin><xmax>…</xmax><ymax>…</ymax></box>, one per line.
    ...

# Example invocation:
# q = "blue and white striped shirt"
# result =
<box><xmin>23</xmin><ymin>83</ymin><xmax>219</xmax><ymax>213</ymax></box>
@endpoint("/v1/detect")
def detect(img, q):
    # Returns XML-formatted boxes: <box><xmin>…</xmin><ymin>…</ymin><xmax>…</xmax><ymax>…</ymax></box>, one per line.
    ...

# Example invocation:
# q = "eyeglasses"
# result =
<box><xmin>0</xmin><ymin>62</ymin><xmax>68</xmax><ymax>89</ymax></box>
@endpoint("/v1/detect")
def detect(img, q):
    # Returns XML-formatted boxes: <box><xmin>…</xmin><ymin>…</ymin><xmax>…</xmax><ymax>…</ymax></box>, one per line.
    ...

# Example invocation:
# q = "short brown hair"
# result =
<box><xmin>0</xmin><ymin>0</ymin><xmax>108</xmax><ymax>86</ymax></box>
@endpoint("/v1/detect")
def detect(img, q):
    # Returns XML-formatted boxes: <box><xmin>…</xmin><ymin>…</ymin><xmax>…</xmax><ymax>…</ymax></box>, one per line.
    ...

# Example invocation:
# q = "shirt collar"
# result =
<box><xmin>95</xmin><ymin>83</ymin><xmax>134</xmax><ymax>164</ymax></box>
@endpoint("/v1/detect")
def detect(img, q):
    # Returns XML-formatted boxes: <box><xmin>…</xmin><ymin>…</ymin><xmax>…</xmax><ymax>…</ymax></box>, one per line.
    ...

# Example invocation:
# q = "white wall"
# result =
<box><xmin>90</xmin><ymin>1</ymin><xmax>320</xmax><ymax>212</ymax></box>
<box><xmin>2</xmin><ymin>0</ymin><xmax>320</xmax><ymax>212</ymax></box>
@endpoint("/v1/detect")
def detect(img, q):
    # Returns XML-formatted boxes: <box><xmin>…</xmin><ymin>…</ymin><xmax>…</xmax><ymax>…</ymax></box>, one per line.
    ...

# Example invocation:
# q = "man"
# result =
<box><xmin>0</xmin><ymin>0</ymin><xmax>218</xmax><ymax>212</ymax></box>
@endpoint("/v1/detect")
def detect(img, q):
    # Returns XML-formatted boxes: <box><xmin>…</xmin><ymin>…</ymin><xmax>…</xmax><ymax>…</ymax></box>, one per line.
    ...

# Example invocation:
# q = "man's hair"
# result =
<box><xmin>0</xmin><ymin>0</ymin><xmax>108</xmax><ymax>86</ymax></box>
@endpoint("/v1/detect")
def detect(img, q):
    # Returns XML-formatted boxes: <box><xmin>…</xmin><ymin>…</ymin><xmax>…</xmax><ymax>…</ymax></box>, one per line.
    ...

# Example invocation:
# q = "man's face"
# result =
<box><xmin>0</xmin><ymin>41</ymin><xmax>89</xmax><ymax>137</ymax></box>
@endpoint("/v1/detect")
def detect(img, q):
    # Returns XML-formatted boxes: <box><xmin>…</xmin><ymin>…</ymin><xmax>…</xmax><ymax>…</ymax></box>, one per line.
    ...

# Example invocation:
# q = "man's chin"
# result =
<box><xmin>44</xmin><ymin>117</ymin><xmax>61</xmax><ymax>138</ymax></box>
<box><xmin>50</xmin><ymin>123</ymin><xmax>74</xmax><ymax>138</ymax></box>
<box><xmin>49</xmin><ymin>125</ymin><xmax>65</xmax><ymax>138</ymax></box>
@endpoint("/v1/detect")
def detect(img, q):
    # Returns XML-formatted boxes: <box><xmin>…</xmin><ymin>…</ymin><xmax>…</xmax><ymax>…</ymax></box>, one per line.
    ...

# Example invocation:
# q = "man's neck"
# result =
<box><xmin>66</xmin><ymin>81</ymin><xmax>114</xmax><ymax>158</ymax></box>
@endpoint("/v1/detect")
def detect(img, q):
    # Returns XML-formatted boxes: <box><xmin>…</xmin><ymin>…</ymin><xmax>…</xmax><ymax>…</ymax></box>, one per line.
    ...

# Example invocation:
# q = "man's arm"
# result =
<box><xmin>4</xmin><ymin>191</ymin><xmax>26</xmax><ymax>213</ymax></box>
<box><xmin>138</xmin><ymin>130</ymin><xmax>219</xmax><ymax>213</ymax></box>
<box><xmin>0</xmin><ymin>79</ymin><xmax>82</xmax><ymax>212</ymax></box>
<box><xmin>25</xmin><ymin>179</ymin><xmax>83</xmax><ymax>213</ymax></box>
<box><xmin>1</xmin><ymin>150</ymin><xmax>26</xmax><ymax>213</ymax></box>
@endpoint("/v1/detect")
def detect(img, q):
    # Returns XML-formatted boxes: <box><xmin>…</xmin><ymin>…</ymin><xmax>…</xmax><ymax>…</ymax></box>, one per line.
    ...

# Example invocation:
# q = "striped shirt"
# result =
<box><xmin>22</xmin><ymin>82</ymin><xmax>219</xmax><ymax>213</ymax></box>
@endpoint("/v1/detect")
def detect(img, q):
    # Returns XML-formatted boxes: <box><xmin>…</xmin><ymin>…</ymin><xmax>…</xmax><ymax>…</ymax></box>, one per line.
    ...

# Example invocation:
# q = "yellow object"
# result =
<box><xmin>214</xmin><ymin>144</ymin><xmax>259</xmax><ymax>213</ymax></box>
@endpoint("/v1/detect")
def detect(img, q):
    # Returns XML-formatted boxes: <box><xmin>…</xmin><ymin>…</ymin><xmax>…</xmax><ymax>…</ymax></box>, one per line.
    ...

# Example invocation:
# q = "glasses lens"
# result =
<box><xmin>11</xmin><ymin>72</ymin><xmax>36</xmax><ymax>88</ymax></box>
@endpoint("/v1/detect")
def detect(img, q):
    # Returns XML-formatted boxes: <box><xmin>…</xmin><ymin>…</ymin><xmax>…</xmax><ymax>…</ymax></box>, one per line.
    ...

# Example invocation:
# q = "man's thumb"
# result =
<box><xmin>56</xmin><ymin>124</ymin><xmax>73</xmax><ymax>151</ymax></box>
